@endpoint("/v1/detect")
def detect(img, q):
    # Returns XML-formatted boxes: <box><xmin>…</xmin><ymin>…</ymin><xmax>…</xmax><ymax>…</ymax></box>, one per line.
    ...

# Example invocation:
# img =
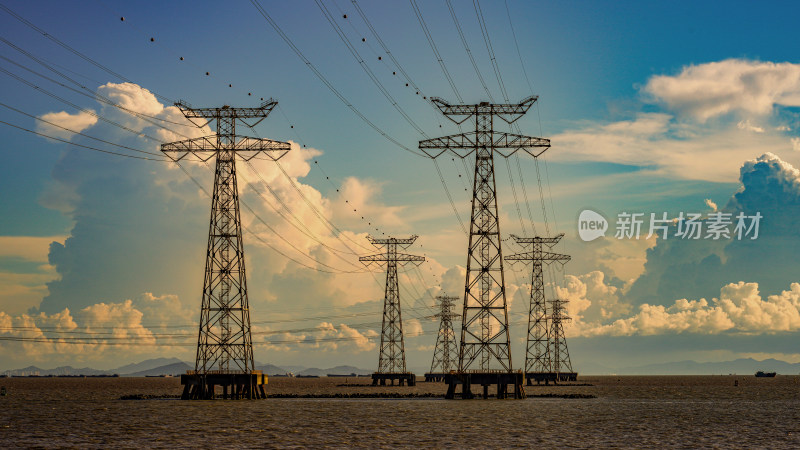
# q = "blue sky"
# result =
<box><xmin>2</xmin><ymin>0</ymin><xmax>800</xmax><ymax>373</ymax></box>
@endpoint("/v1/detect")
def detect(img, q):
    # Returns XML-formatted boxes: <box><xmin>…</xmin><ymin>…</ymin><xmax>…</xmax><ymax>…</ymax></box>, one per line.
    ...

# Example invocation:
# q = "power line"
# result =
<box><xmin>445</xmin><ymin>0</ymin><xmax>494</xmax><ymax>101</ymax></box>
<box><xmin>473</xmin><ymin>0</ymin><xmax>509</xmax><ymax>102</ymax></box>
<box><xmin>341</xmin><ymin>0</ymin><xmax>469</xmax><ymax>238</ymax></box>
<box><xmin>0</xmin><ymin>3</ymin><xmax>176</xmax><ymax>105</ymax></box>
<box><xmin>349</xmin><ymin>0</ymin><xmax>431</xmax><ymax>106</ymax></box>
<box><xmin>409</xmin><ymin>0</ymin><xmax>463</xmax><ymax>103</ymax></box>
<box><xmin>2</xmin><ymin>33</ymin><xmax>384</xmax><ymax>274</ymax></box>
<box><xmin>315</xmin><ymin>0</ymin><xmax>429</xmax><ymax>138</ymax></box>
<box><xmin>0</xmin><ymin>65</ymin><xmax>165</xmax><ymax>143</ymax></box>
<box><xmin>249</xmin><ymin>0</ymin><xmax>425</xmax><ymax>157</ymax></box>
<box><xmin>0</xmin><ymin>101</ymin><xmax>166</xmax><ymax>158</ymax></box>
<box><xmin>504</xmin><ymin>0</ymin><xmax>534</xmax><ymax>93</ymax></box>
<box><xmin>240</xmin><ymin>159</ymin><xmax>369</xmax><ymax>265</ymax></box>
<box><xmin>0</xmin><ymin>38</ymin><xmax>194</xmax><ymax>128</ymax></box>
<box><xmin>0</xmin><ymin>119</ymin><xmax>165</xmax><ymax>161</ymax></box>
<box><xmin>433</xmin><ymin>159</ymin><xmax>467</xmax><ymax>234</ymax></box>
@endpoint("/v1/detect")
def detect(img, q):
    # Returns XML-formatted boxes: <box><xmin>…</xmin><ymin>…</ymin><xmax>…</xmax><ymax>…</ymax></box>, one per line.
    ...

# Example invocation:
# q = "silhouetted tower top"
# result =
<box><xmin>419</xmin><ymin>96</ymin><xmax>550</xmax><ymax>159</ymax></box>
<box><xmin>162</xmin><ymin>99</ymin><xmax>290</xmax><ymax>162</ymax></box>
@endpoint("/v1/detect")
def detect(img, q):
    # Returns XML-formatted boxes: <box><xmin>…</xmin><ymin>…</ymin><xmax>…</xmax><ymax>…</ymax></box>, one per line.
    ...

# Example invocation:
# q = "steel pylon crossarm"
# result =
<box><xmin>358</xmin><ymin>253</ymin><xmax>426</xmax><ymax>264</ymax></box>
<box><xmin>505</xmin><ymin>250</ymin><xmax>571</xmax><ymax>264</ymax></box>
<box><xmin>161</xmin><ymin>136</ymin><xmax>291</xmax><ymax>162</ymax></box>
<box><xmin>429</xmin><ymin>96</ymin><xmax>539</xmax><ymax>120</ymax></box>
<box><xmin>419</xmin><ymin>131</ymin><xmax>550</xmax><ymax>159</ymax></box>
<box><xmin>176</xmin><ymin>99</ymin><xmax>278</xmax><ymax>120</ymax></box>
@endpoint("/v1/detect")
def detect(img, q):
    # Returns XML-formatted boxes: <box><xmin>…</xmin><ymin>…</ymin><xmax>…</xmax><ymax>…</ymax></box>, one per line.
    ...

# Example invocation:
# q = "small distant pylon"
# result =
<box><xmin>548</xmin><ymin>298</ymin><xmax>574</xmax><ymax>378</ymax></box>
<box><xmin>505</xmin><ymin>233</ymin><xmax>572</xmax><ymax>385</ymax></box>
<box><xmin>425</xmin><ymin>295</ymin><xmax>459</xmax><ymax>382</ymax></box>
<box><xmin>359</xmin><ymin>235</ymin><xmax>425</xmax><ymax>386</ymax></box>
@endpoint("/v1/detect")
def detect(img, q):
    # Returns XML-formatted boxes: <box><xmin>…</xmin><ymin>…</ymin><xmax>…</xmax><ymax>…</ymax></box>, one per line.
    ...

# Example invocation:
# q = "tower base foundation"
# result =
<box><xmin>444</xmin><ymin>371</ymin><xmax>526</xmax><ymax>399</ymax></box>
<box><xmin>180</xmin><ymin>371</ymin><xmax>267</xmax><ymax>400</ymax></box>
<box><xmin>371</xmin><ymin>372</ymin><xmax>416</xmax><ymax>386</ymax></box>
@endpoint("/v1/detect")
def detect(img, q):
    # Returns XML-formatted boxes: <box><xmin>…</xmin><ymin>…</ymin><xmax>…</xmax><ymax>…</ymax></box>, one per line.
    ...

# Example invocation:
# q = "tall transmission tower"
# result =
<box><xmin>419</xmin><ymin>97</ymin><xmax>550</xmax><ymax>399</ymax></box>
<box><xmin>505</xmin><ymin>233</ymin><xmax>572</xmax><ymax>385</ymax></box>
<box><xmin>425</xmin><ymin>294</ymin><xmax>460</xmax><ymax>382</ymax></box>
<box><xmin>359</xmin><ymin>235</ymin><xmax>425</xmax><ymax>386</ymax></box>
<box><xmin>162</xmin><ymin>100</ymin><xmax>290</xmax><ymax>399</ymax></box>
<box><xmin>548</xmin><ymin>298</ymin><xmax>575</xmax><ymax>381</ymax></box>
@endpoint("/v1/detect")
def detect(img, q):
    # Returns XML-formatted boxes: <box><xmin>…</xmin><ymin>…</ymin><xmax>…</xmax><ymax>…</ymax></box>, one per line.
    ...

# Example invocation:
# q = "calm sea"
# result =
<box><xmin>1</xmin><ymin>375</ymin><xmax>799</xmax><ymax>448</ymax></box>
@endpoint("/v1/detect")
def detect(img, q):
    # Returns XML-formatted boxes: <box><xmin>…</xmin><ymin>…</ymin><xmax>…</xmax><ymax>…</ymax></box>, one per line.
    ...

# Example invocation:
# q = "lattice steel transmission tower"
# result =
<box><xmin>359</xmin><ymin>235</ymin><xmax>425</xmax><ymax>386</ymax></box>
<box><xmin>419</xmin><ymin>97</ymin><xmax>550</xmax><ymax>399</ymax></box>
<box><xmin>505</xmin><ymin>233</ymin><xmax>571</xmax><ymax>385</ymax></box>
<box><xmin>548</xmin><ymin>298</ymin><xmax>575</xmax><ymax>381</ymax></box>
<box><xmin>425</xmin><ymin>295</ymin><xmax>460</xmax><ymax>382</ymax></box>
<box><xmin>162</xmin><ymin>100</ymin><xmax>290</xmax><ymax>399</ymax></box>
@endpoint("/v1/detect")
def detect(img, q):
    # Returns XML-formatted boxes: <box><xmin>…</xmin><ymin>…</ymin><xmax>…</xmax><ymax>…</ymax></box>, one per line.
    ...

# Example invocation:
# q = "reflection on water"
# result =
<box><xmin>1</xmin><ymin>376</ymin><xmax>800</xmax><ymax>447</ymax></box>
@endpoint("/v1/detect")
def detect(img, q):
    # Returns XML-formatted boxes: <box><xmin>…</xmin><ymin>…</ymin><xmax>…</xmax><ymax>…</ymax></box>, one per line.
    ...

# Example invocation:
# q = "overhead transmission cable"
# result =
<box><xmin>0</xmin><ymin>38</ymin><xmax>193</xmax><ymax>128</ymax></box>
<box><xmin>0</xmin><ymin>119</ymin><xmax>166</xmax><ymax>162</ymax></box>
<box><xmin>240</xmin><ymin>159</ymin><xmax>367</xmax><ymax>260</ymax></box>
<box><xmin>344</xmin><ymin>0</ymin><xmax>470</xmax><ymax>237</ymax></box>
<box><xmin>502</xmin><ymin>0</ymin><xmax>567</xmax><ymax>301</ymax></box>
<box><xmin>409</xmin><ymin>0</ymin><xmax>462</xmax><ymax>103</ymax></box>
<box><xmin>249</xmin><ymin>0</ymin><xmax>424</xmax><ymax>157</ymax></box>
<box><xmin>0</xmin><ymin>65</ymin><xmax>165</xmax><ymax>143</ymax></box>
<box><xmin>0</xmin><ymin>3</ymin><xmax>176</xmax><ymax>105</ymax></box>
<box><xmin>445</xmin><ymin>0</ymin><xmax>494</xmax><ymax>101</ymax></box>
<box><xmin>315</xmin><ymin>0</ymin><xmax>430</xmax><ymax>138</ymax></box>
<box><xmin>2</xmin><ymin>31</ymin><xmax>384</xmax><ymax>274</ymax></box>
<box><xmin>8</xmin><ymin>4</ymin><xmax>440</xmax><ymax>305</ymax></box>
<box><xmin>0</xmin><ymin>102</ymin><xmax>167</xmax><ymax>159</ymax></box>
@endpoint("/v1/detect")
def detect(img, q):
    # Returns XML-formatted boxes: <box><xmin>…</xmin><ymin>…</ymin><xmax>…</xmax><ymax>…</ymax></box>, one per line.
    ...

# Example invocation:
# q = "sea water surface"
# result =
<box><xmin>1</xmin><ymin>375</ymin><xmax>799</xmax><ymax>447</ymax></box>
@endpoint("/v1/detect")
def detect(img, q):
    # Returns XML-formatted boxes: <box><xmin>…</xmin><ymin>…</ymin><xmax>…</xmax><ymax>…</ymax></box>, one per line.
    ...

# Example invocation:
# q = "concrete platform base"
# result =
<box><xmin>424</xmin><ymin>372</ymin><xmax>449</xmax><ymax>382</ymax></box>
<box><xmin>444</xmin><ymin>371</ymin><xmax>526</xmax><ymax>399</ymax></box>
<box><xmin>526</xmin><ymin>372</ymin><xmax>578</xmax><ymax>385</ymax></box>
<box><xmin>180</xmin><ymin>371</ymin><xmax>267</xmax><ymax>400</ymax></box>
<box><xmin>371</xmin><ymin>372</ymin><xmax>416</xmax><ymax>386</ymax></box>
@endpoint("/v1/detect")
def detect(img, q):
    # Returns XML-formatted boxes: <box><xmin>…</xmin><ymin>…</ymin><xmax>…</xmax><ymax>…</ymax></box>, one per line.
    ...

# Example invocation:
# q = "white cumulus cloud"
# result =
<box><xmin>576</xmin><ymin>281</ymin><xmax>800</xmax><ymax>337</ymax></box>
<box><xmin>644</xmin><ymin>59</ymin><xmax>800</xmax><ymax>121</ymax></box>
<box><xmin>36</xmin><ymin>110</ymin><xmax>98</xmax><ymax>139</ymax></box>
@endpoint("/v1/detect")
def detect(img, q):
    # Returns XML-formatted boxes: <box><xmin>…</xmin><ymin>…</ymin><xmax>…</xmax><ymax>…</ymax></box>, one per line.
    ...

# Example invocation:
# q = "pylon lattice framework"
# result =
<box><xmin>162</xmin><ymin>100</ymin><xmax>290</xmax><ymax>377</ymax></box>
<box><xmin>430</xmin><ymin>295</ymin><xmax>460</xmax><ymax>373</ymax></box>
<box><xmin>548</xmin><ymin>298</ymin><xmax>574</xmax><ymax>375</ymax></box>
<box><xmin>505</xmin><ymin>233</ymin><xmax>571</xmax><ymax>375</ymax></box>
<box><xmin>359</xmin><ymin>236</ymin><xmax>425</xmax><ymax>374</ymax></box>
<box><xmin>419</xmin><ymin>97</ymin><xmax>550</xmax><ymax>372</ymax></box>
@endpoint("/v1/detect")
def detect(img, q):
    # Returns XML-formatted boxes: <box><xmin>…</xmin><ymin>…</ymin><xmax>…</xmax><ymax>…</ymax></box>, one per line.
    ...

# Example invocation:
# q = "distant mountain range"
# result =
<box><xmin>112</xmin><ymin>357</ymin><xmax>185</xmax><ymax>375</ymax></box>
<box><xmin>295</xmin><ymin>365</ymin><xmax>372</xmax><ymax>376</ymax></box>
<box><xmin>0</xmin><ymin>358</ymin><xmax>372</xmax><ymax>377</ymax></box>
<box><xmin>126</xmin><ymin>362</ymin><xmax>192</xmax><ymax>377</ymax></box>
<box><xmin>617</xmin><ymin>358</ymin><xmax>800</xmax><ymax>375</ymax></box>
<box><xmin>5</xmin><ymin>357</ymin><xmax>796</xmax><ymax>377</ymax></box>
<box><xmin>1</xmin><ymin>365</ymin><xmax>109</xmax><ymax>376</ymax></box>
